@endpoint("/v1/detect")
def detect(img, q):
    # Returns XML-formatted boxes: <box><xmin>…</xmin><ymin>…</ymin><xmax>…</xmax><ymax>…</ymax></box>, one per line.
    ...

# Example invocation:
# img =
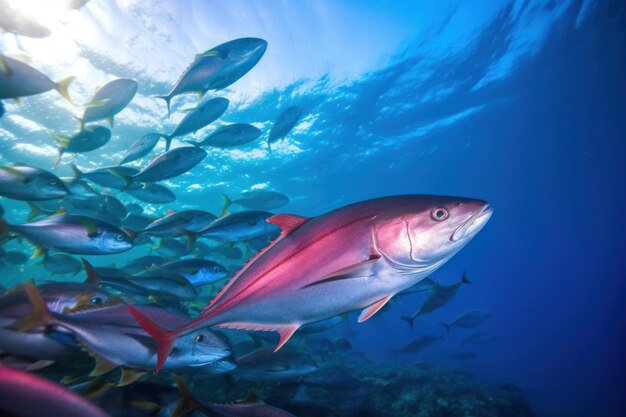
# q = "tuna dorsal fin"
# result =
<box><xmin>118</xmin><ymin>368</ymin><xmax>146</xmax><ymax>387</ymax></box>
<box><xmin>26</xmin><ymin>202</ymin><xmax>42</xmax><ymax>221</ymax></box>
<box><xmin>358</xmin><ymin>294</ymin><xmax>394</xmax><ymax>323</ymax></box>
<box><xmin>302</xmin><ymin>255</ymin><xmax>380</xmax><ymax>289</ymax></box>
<box><xmin>81</xmin><ymin>258</ymin><xmax>100</xmax><ymax>285</ymax></box>
<box><xmin>267</xmin><ymin>214</ymin><xmax>308</xmax><ymax>234</ymax></box>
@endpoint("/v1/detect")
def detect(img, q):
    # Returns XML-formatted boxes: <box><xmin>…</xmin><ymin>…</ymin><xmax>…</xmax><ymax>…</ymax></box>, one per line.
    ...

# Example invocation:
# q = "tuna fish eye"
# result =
<box><xmin>90</xmin><ymin>296</ymin><xmax>103</xmax><ymax>305</ymax></box>
<box><xmin>212</xmin><ymin>267</ymin><xmax>220</xmax><ymax>272</ymax></box>
<box><xmin>431</xmin><ymin>208</ymin><xmax>449</xmax><ymax>221</ymax></box>
<box><xmin>195</xmin><ymin>334</ymin><xmax>206</xmax><ymax>343</ymax></box>
<box><xmin>116</xmin><ymin>234</ymin><xmax>125</xmax><ymax>242</ymax></box>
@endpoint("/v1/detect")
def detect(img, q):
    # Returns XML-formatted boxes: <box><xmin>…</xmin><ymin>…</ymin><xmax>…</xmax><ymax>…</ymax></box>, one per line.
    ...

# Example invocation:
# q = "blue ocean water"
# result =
<box><xmin>0</xmin><ymin>1</ymin><xmax>624</xmax><ymax>417</ymax></box>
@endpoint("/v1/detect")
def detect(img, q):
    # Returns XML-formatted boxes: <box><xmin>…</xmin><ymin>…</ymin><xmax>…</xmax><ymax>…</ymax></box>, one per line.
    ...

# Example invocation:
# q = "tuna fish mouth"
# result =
<box><xmin>451</xmin><ymin>204</ymin><xmax>493</xmax><ymax>242</ymax></box>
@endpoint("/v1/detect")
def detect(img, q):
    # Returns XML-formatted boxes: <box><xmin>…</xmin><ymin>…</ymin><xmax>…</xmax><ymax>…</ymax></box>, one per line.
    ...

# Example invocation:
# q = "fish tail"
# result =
<box><xmin>55</xmin><ymin>75</ymin><xmax>76</xmax><ymax>106</ymax></box>
<box><xmin>461</xmin><ymin>269</ymin><xmax>472</xmax><ymax>285</ymax></box>
<box><xmin>127</xmin><ymin>305</ymin><xmax>177</xmax><ymax>372</ymax></box>
<box><xmin>163</xmin><ymin>135</ymin><xmax>173</xmax><ymax>152</ymax></box>
<box><xmin>441</xmin><ymin>322</ymin><xmax>452</xmax><ymax>335</ymax></box>
<box><xmin>401</xmin><ymin>316</ymin><xmax>415</xmax><ymax>330</ymax></box>
<box><xmin>12</xmin><ymin>282</ymin><xmax>54</xmax><ymax>332</ymax></box>
<box><xmin>69</xmin><ymin>163</ymin><xmax>83</xmax><ymax>180</ymax></box>
<box><xmin>267</xmin><ymin>139</ymin><xmax>273</xmax><ymax>155</ymax></box>
<box><xmin>155</xmin><ymin>95</ymin><xmax>172</xmax><ymax>118</ymax></box>
<box><xmin>171</xmin><ymin>374</ymin><xmax>197</xmax><ymax>417</ymax></box>
<box><xmin>220</xmin><ymin>193</ymin><xmax>231</xmax><ymax>215</ymax></box>
<box><xmin>53</xmin><ymin>150</ymin><xmax>63</xmax><ymax>169</ymax></box>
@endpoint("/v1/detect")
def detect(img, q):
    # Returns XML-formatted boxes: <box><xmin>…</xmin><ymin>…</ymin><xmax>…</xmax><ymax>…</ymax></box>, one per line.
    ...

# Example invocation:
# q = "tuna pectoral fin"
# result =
<box><xmin>55</xmin><ymin>76</ymin><xmax>75</xmax><ymax>106</ymax></box>
<box><xmin>358</xmin><ymin>295</ymin><xmax>394</xmax><ymax>323</ymax></box>
<box><xmin>127</xmin><ymin>305</ymin><xmax>176</xmax><ymax>373</ymax></box>
<box><xmin>303</xmin><ymin>256</ymin><xmax>380</xmax><ymax>289</ymax></box>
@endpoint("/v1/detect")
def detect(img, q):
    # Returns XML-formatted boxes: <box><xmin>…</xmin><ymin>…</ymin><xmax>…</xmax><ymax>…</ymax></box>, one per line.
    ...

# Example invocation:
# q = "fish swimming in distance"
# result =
<box><xmin>441</xmin><ymin>309</ymin><xmax>492</xmax><ymax>334</ymax></box>
<box><xmin>130</xmin><ymin>146</ymin><xmax>207</xmax><ymax>183</ymax></box>
<box><xmin>160</xmin><ymin>97</ymin><xmax>228</xmax><ymax>151</ymax></box>
<box><xmin>401</xmin><ymin>270</ymin><xmax>472</xmax><ymax>329</ymax></box>
<box><xmin>80</xmin><ymin>78</ymin><xmax>138</xmax><ymax>128</ymax></box>
<box><xmin>54</xmin><ymin>125</ymin><xmax>111</xmax><ymax>167</ymax></box>
<box><xmin>268</xmin><ymin>106</ymin><xmax>302</xmax><ymax>153</ymax></box>
<box><xmin>128</xmin><ymin>194</ymin><xmax>493</xmax><ymax>371</ymax></box>
<box><xmin>0</xmin><ymin>210</ymin><xmax>135</xmax><ymax>257</ymax></box>
<box><xmin>223</xmin><ymin>190</ymin><xmax>290</xmax><ymax>211</ymax></box>
<box><xmin>0</xmin><ymin>55</ymin><xmax>74</xmax><ymax>104</ymax></box>
<box><xmin>186</xmin><ymin>123</ymin><xmax>262</xmax><ymax>148</ymax></box>
<box><xmin>157</xmin><ymin>38</ymin><xmax>267</xmax><ymax>116</ymax></box>
<box><xmin>119</xmin><ymin>133</ymin><xmax>166</xmax><ymax>165</ymax></box>
<box><xmin>0</xmin><ymin>164</ymin><xmax>68</xmax><ymax>201</ymax></box>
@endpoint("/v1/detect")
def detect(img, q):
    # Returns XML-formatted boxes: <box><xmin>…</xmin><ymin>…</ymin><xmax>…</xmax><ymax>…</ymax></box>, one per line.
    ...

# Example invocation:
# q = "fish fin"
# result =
<box><xmin>25</xmin><ymin>359</ymin><xmax>55</xmax><ymax>372</ymax></box>
<box><xmin>220</xmin><ymin>193</ymin><xmax>231</xmax><ymax>215</ymax></box>
<box><xmin>196</xmin><ymin>50</ymin><xmax>227</xmax><ymax>59</ymax></box>
<box><xmin>13</xmin><ymin>282</ymin><xmax>53</xmax><ymax>332</ymax></box>
<box><xmin>183</xmin><ymin>139</ymin><xmax>200</xmax><ymax>147</ymax></box>
<box><xmin>121</xmin><ymin>227</ymin><xmax>137</xmax><ymax>241</ymax></box>
<box><xmin>236</xmin><ymin>392</ymin><xmax>263</xmax><ymax>404</ymax></box>
<box><xmin>89</xmin><ymin>354</ymin><xmax>118</xmax><ymax>377</ymax></box>
<box><xmin>81</xmin><ymin>258</ymin><xmax>100</xmax><ymax>285</ymax></box>
<box><xmin>177</xmin><ymin>229</ymin><xmax>197</xmax><ymax>251</ymax></box>
<box><xmin>127</xmin><ymin>305</ymin><xmax>176</xmax><ymax>372</ymax></box>
<box><xmin>267</xmin><ymin>139</ymin><xmax>273</xmax><ymax>155</ymax></box>
<box><xmin>53</xmin><ymin>133</ymin><xmax>71</xmax><ymax>149</ymax></box>
<box><xmin>461</xmin><ymin>269</ymin><xmax>472</xmax><ymax>285</ymax></box>
<box><xmin>302</xmin><ymin>255</ymin><xmax>380</xmax><ymax>289</ymax></box>
<box><xmin>155</xmin><ymin>95</ymin><xmax>172</xmax><ymax>118</ymax></box>
<box><xmin>267</xmin><ymin>213</ymin><xmax>308</xmax><ymax>234</ymax></box>
<box><xmin>441</xmin><ymin>322</ymin><xmax>452</xmax><ymax>334</ymax></box>
<box><xmin>164</xmin><ymin>135</ymin><xmax>172</xmax><ymax>151</ymax></box>
<box><xmin>118</xmin><ymin>368</ymin><xmax>146</xmax><ymax>386</ymax></box>
<box><xmin>128</xmin><ymin>401</ymin><xmax>160</xmax><ymax>412</ymax></box>
<box><xmin>107</xmin><ymin>115</ymin><xmax>114</xmax><ymax>128</ymax></box>
<box><xmin>70</xmin><ymin>163</ymin><xmax>83</xmax><ymax>179</ymax></box>
<box><xmin>60</xmin><ymin>374</ymin><xmax>83</xmax><ymax>384</ymax></box>
<box><xmin>0</xmin><ymin>56</ymin><xmax>9</xmax><ymax>75</ymax></box>
<box><xmin>13</xmin><ymin>97</ymin><xmax>22</xmax><ymax>105</ymax></box>
<box><xmin>401</xmin><ymin>316</ymin><xmax>416</xmax><ymax>330</ymax></box>
<box><xmin>358</xmin><ymin>295</ymin><xmax>394</xmax><ymax>323</ymax></box>
<box><xmin>31</xmin><ymin>246</ymin><xmax>48</xmax><ymax>259</ymax></box>
<box><xmin>172</xmin><ymin>374</ymin><xmax>197</xmax><ymax>417</ymax></box>
<box><xmin>55</xmin><ymin>76</ymin><xmax>75</xmax><ymax>105</ymax></box>
<box><xmin>83</xmin><ymin>99</ymin><xmax>110</xmax><ymax>108</ymax></box>
<box><xmin>26</xmin><ymin>202</ymin><xmax>42</xmax><ymax>221</ymax></box>
<box><xmin>53</xmin><ymin>151</ymin><xmax>63</xmax><ymax>169</ymax></box>
<box><xmin>0</xmin><ymin>165</ymin><xmax>28</xmax><ymax>182</ymax></box>
<box><xmin>79</xmin><ymin>217</ymin><xmax>98</xmax><ymax>237</ymax></box>
<box><xmin>275</xmin><ymin>325</ymin><xmax>299</xmax><ymax>352</ymax></box>
<box><xmin>247</xmin><ymin>332</ymin><xmax>267</xmax><ymax>348</ymax></box>
<box><xmin>166</xmin><ymin>209</ymin><xmax>176</xmax><ymax>215</ymax></box>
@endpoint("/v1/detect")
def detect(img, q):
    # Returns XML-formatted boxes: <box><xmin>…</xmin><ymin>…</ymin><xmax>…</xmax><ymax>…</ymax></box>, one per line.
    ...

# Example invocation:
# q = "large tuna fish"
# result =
<box><xmin>129</xmin><ymin>194</ymin><xmax>492</xmax><ymax>371</ymax></box>
<box><xmin>0</xmin><ymin>55</ymin><xmax>74</xmax><ymax>103</ymax></box>
<box><xmin>80</xmin><ymin>79</ymin><xmax>138</xmax><ymax>127</ymax></box>
<box><xmin>157</xmin><ymin>38</ymin><xmax>267</xmax><ymax>116</ymax></box>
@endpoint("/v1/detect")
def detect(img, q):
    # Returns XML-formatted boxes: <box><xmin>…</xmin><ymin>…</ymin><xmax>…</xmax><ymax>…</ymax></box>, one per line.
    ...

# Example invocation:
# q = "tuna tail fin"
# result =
<box><xmin>69</xmin><ymin>163</ymin><xmax>83</xmax><ymax>180</ymax></box>
<box><xmin>163</xmin><ymin>135</ymin><xmax>173</xmax><ymax>152</ymax></box>
<box><xmin>401</xmin><ymin>316</ymin><xmax>415</xmax><ymax>331</ymax></box>
<box><xmin>220</xmin><ymin>193</ymin><xmax>231</xmax><ymax>216</ymax></box>
<box><xmin>441</xmin><ymin>322</ymin><xmax>452</xmax><ymax>335</ymax></box>
<box><xmin>461</xmin><ymin>269</ymin><xmax>472</xmax><ymax>285</ymax></box>
<box><xmin>55</xmin><ymin>76</ymin><xmax>75</xmax><ymax>106</ymax></box>
<box><xmin>155</xmin><ymin>95</ymin><xmax>172</xmax><ymax>118</ymax></box>
<box><xmin>13</xmin><ymin>283</ymin><xmax>53</xmax><ymax>332</ymax></box>
<box><xmin>127</xmin><ymin>305</ymin><xmax>176</xmax><ymax>372</ymax></box>
<box><xmin>171</xmin><ymin>374</ymin><xmax>197</xmax><ymax>417</ymax></box>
